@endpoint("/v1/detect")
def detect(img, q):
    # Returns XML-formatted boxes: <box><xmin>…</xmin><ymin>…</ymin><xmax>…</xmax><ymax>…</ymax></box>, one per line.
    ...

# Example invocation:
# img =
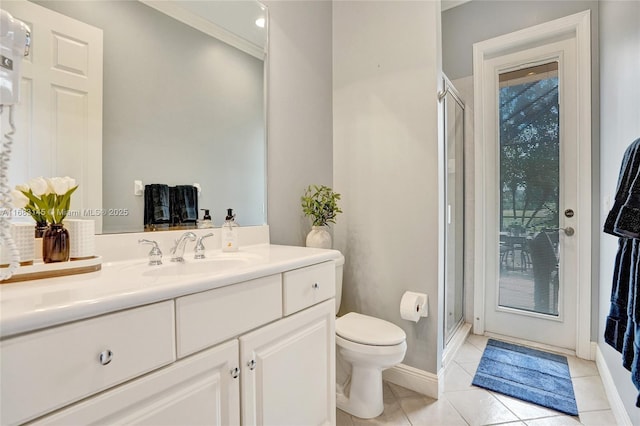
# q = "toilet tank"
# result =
<box><xmin>335</xmin><ymin>253</ymin><xmax>345</xmax><ymax>314</ymax></box>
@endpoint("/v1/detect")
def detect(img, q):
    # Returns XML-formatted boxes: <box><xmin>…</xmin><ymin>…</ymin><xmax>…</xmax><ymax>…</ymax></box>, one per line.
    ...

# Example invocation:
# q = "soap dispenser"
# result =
<box><xmin>221</xmin><ymin>208</ymin><xmax>239</xmax><ymax>252</ymax></box>
<box><xmin>198</xmin><ymin>209</ymin><xmax>214</xmax><ymax>229</ymax></box>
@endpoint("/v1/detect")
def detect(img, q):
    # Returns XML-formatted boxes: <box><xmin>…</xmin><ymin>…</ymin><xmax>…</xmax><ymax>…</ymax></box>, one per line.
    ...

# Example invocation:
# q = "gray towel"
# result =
<box><xmin>144</xmin><ymin>184</ymin><xmax>170</xmax><ymax>225</ymax></box>
<box><xmin>170</xmin><ymin>185</ymin><xmax>198</xmax><ymax>224</ymax></box>
<box><xmin>604</xmin><ymin>138</ymin><xmax>640</xmax><ymax>235</ymax></box>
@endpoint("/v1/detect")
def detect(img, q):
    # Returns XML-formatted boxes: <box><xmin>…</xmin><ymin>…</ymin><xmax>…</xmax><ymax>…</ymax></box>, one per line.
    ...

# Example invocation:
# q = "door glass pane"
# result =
<box><xmin>497</xmin><ymin>62</ymin><xmax>560</xmax><ymax>316</ymax></box>
<box><xmin>445</xmin><ymin>89</ymin><xmax>465</xmax><ymax>342</ymax></box>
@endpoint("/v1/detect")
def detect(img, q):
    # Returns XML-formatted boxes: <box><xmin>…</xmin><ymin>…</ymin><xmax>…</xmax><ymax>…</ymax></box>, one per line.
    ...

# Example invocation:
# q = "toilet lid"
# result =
<box><xmin>336</xmin><ymin>312</ymin><xmax>406</xmax><ymax>346</ymax></box>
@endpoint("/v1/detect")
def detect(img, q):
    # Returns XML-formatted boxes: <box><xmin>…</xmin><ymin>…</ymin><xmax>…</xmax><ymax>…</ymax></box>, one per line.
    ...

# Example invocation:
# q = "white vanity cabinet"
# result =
<box><xmin>1</xmin><ymin>256</ymin><xmax>337</xmax><ymax>426</ymax></box>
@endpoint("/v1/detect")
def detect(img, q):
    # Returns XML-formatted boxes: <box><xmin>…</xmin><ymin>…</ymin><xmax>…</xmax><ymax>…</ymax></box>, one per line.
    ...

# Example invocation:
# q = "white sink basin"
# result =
<box><xmin>120</xmin><ymin>252</ymin><xmax>263</xmax><ymax>278</ymax></box>
<box><xmin>141</xmin><ymin>258</ymin><xmax>250</xmax><ymax>277</ymax></box>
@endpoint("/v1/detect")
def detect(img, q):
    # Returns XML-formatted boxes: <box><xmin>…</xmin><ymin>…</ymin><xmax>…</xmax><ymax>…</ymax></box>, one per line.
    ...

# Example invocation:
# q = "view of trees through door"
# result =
<box><xmin>498</xmin><ymin>61</ymin><xmax>561</xmax><ymax>316</ymax></box>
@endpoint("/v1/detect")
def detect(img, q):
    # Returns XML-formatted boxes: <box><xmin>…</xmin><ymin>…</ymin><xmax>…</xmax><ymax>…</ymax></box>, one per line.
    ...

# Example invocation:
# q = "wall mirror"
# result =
<box><xmin>4</xmin><ymin>0</ymin><xmax>268</xmax><ymax>234</ymax></box>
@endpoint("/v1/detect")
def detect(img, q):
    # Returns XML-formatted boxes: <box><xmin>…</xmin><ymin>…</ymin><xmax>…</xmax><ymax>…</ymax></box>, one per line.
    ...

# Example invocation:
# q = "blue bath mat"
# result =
<box><xmin>472</xmin><ymin>339</ymin><xmax>578</xmax><ymax>416</ymax></box>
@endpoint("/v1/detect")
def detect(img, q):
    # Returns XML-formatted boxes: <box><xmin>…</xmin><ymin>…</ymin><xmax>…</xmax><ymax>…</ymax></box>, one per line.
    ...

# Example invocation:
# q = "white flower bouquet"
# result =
<box><xmin>11</xmin><ymin>176</ymin><xmax>78</xmax><ymax>224</ymax></box>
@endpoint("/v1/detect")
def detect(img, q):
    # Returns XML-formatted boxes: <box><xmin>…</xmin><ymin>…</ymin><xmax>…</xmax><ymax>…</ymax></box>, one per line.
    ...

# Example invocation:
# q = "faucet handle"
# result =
<box><xmin>139</xmin><ymin>239</ymin><xmax>163</xmax><ymax>266</ymax></box>
<box><xmin>195</xmin><ymin>233</ymin><xmax>214</xmax><ymax>259</ymax></box>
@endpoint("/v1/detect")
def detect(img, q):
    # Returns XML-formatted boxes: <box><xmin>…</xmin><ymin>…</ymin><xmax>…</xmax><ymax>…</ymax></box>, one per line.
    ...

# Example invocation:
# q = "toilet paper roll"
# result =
<box><xmin>66</xmin><ymin>219</ymin><xmax>95</xmax><ymax>259</ymax></box>
<box><xmin>400</xmin><ymin>291</ymin><xmax>428</xmax><ymax>322</ymax></box>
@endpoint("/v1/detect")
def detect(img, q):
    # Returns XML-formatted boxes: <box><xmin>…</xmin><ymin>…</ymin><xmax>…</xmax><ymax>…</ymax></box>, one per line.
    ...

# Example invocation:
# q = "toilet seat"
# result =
<box><xmin>336</xmin><ymin>334</ymin><xmax>407</xmax><ymax>357</ymax></box>
<box><xmin>336</xmin><ymin>312</ymin><xmax>406</xmax><ymax>346</ymax></box>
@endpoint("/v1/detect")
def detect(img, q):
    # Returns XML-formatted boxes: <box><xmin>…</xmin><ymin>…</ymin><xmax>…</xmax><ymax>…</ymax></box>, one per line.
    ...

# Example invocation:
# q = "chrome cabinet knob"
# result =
<box><xmin>312</xmin><ymin>283</ymin><xmax>319</xmax><ymax>290</ymax></box>
<box><xmin>99</xmin><ymin>349</ymin><xmax>113</xmax><ymax>365</ymax></box>
<box><xmin>247</xmin><ymin>359</ymin><xmax>256</xmax><ymax>370</ymax></box>
<box><xmin>230</xmin><ymin>367</ymin><xmax>240</xmax><ymax>379</ymax></box>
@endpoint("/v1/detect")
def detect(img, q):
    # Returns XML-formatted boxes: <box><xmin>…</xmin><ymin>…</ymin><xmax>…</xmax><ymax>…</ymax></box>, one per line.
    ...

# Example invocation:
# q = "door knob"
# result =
<box><xmin>549</xmin><ymin>227</ymin><xmax>575</xmax><ymax>236</ymax></box>
<box><xmin>559</xmin><ymin>227</ymin><xmax>575</xmax><ymax>236</ymax></box>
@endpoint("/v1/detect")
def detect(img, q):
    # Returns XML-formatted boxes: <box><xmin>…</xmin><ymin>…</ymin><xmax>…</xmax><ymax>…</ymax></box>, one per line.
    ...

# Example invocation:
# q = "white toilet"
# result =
<box><xmin>334</xmin><ymin>255</ymin><xmax>407</xmax><ymax>419</ymax></box>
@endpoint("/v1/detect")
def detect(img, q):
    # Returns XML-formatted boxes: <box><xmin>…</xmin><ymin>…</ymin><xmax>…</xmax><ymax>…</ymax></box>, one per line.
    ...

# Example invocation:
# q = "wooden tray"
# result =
<box><xmin>0</xmin><ymin>256</ymin><xmax>102</xmax><ymax>284</ymax></box>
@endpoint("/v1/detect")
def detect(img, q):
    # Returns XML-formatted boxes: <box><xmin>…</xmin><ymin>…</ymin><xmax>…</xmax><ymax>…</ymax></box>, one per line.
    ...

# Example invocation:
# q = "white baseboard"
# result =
<box><xmin>382</xmin><ymin>363</ymin><xmax>441</xmax><ymax>400</ymax></box>
<box><xmin>383</xmin><ymin>323</ymin><xmax>472</xmax><ymax>399</ymax></box>
<box><xmin>595</xmin><ymin>345</ymin><xmax>633</xmax><ymax>426</ymax></box>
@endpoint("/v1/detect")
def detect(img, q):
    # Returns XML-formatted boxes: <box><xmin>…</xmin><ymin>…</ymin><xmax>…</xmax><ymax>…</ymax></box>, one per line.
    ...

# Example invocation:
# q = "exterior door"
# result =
<box><xmin>474</xmin><ymin>12</ymin><xmax>592</xmax><ymax>355</ymax></box>
<box><xmin>2</xmin><ymin>1</ymin><xmax>103</xmax><ymax>232</ymax></box>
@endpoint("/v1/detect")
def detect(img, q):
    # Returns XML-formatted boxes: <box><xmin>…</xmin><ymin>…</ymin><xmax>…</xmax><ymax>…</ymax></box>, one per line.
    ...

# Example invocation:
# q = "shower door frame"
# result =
<box><xmin>442</xmin><ymin>76</ymin><xmax>466</xmax><ymax>346</ymax></box>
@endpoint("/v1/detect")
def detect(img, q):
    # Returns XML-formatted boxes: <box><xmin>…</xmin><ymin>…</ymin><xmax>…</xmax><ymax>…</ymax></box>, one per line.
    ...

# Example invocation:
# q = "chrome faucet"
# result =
<box><xmin>170</xmin><ymin>232</ymin><xmax>197</xmax><ymax>262</ymax></box>
<box><xmin>194</xmin><ymin>233</ymin><xmax>213</xmax><ymax>259</ymax></box>
<box><xmin>139</xmin><ymin>239</ymin><xmax>162</xmax><ymax>266</ymax></box>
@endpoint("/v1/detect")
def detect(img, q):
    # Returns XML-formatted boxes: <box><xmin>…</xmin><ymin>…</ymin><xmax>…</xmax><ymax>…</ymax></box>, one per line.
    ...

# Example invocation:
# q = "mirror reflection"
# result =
<box><xmin>5</xmin><ymin>0</ymin><xmax>267</xmax><ymax>234</ymax></box>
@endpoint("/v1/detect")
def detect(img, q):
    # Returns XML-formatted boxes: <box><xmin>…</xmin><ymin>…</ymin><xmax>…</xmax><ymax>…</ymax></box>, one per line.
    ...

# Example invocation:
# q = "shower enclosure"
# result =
<box><xmin>442</xmin><ymin>77</ymin><xmax>465</xmax><ymax>345</ymax></box>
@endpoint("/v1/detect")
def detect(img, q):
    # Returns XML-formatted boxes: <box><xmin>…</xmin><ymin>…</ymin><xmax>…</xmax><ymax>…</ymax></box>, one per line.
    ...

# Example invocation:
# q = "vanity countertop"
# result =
<box><xmin>0</xmin><ymin>244</ymin><xmax>342</xmax><ymax>339</ymax></box>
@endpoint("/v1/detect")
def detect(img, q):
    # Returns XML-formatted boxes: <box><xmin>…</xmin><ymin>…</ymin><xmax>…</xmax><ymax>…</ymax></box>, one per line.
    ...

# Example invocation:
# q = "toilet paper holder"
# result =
<box><xmin>400</xmin><ymin>291</ymin><xmax>429</xmax><ymax>322</ymax></box>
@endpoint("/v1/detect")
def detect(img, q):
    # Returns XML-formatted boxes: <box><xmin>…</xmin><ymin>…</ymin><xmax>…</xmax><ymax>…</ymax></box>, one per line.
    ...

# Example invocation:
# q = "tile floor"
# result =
<box><xmin>337</xmin><ymin>334</ymin><xmax>617</xmax><ymax>426</ymax></box>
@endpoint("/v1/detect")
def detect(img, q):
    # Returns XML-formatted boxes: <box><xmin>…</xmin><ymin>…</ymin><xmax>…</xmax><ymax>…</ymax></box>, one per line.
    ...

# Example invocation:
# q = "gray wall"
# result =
<box><xmin>442</xmin><ymin>0</ymin><xmax>599</xmax><ymax>80</ymax></box>
<box><xmin>264</xmin><ymin>0</ymin><xmax>334</xmax><ymax>246</ymax></box>
<box><xmin>35</xmin><ymin>1</ymin><xmax>266</xmax><ymax>233</ymax></box>
<box><xmin>442</xmin><ymin>0</ymin><xmax>601</xmax><ymax>341</ymax></box>
<box><xmin>333</xmin><ymin>0</ymin><xmax>443</xmax><ymax>373</ymax></box>
<box><xmin>598</xmin><ymin>1</ymin><xmax>640</xmax><ymax>422</ymax></box>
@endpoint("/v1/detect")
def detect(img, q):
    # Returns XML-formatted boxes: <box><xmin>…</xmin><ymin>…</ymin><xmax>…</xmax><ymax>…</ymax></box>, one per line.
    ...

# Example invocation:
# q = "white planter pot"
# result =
<box><xmin>306</xmin><ymin>226</ymin><xmax>332</xmax><ymax>249</ymax></box>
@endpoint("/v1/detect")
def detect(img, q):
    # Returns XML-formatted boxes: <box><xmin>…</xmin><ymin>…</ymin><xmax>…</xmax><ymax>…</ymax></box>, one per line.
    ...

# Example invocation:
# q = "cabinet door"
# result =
<box><xmin>34</xmin><ymin>340</ymin><xmax>240</xmax><ymax>426</ymax></box>
<box><xmin>240</xmin><ymin>299</ymin><xmax>335</xmax><ymax>426</ymax></box>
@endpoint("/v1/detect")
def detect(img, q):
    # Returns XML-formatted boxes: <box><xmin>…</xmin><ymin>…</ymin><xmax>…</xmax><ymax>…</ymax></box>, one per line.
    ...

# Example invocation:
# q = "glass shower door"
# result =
<box><xmin>444</xmin><ymin>80</ymin><xmax>465</xmax><ymax>344</ymax></box>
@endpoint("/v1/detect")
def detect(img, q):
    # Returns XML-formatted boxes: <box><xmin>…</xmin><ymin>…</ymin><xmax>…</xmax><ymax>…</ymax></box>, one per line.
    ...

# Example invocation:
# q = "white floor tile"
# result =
<box><xmin>386</xmin><ymin>382</ymin><xmax>425</xmax><ymax>399</ymax></box>
<box><xmin>491</xmin><ymin>392</ymin><xmax>565</xmax><ymax>420</ymax></box>
<box><xmin>444</xmin><ymin>362</ymin><xmax>476</xmax><ymax>392</ymax></box>
<box><xmin>457</xmin><ymin>360</ymin><xmax>481</xmax><ymax>377</ymax></box>
<box><xmin>397</xmin><ymin>395</ymin><xmax>468</xmax><ymax>426</ymax></box>
<box><xmin>454</xmin><ymin>342</ymin><xmax>485</xmax><ymax>364</ymax></box>
<box><xmin>524</xmin><ymin>415</ymin><xmax>581</xmax><ymax>425</ymax></box>
<box><xmin>566</xmin><ymin>356</ymin><xmax>599</xmax><ymax>378</ymax></box>
<box><xmin>350</xmin><ymin>383</ymin><xmax>411</xmax><ymax>426</ymax></box>
<box><xmin>445</xmin><ymin>389</ymin><xmax>519</xmax><ymax>426</ymax></box>
<box><xmin>466</xmin><ymin>333</ymin><xmax>489</xmax><ymax>352</ymax></box>
<box><xmin>335</xmin><ymin>334</ymin><xmax>614</xmax><ymax>426</ymax></box>
<box><xmin>337</xmin><ymin>409</ymin><xmax>355</xmax><ymax>426</ymax></box>
<box><xmin>578</xmin><ymin>409</ymin><xmax>618</xmax><ymax>426</ymax></box>
<box><xmin>571</xmin><ymin>376</ymin><xmax>611</xmax><ymax>412</ymax></box>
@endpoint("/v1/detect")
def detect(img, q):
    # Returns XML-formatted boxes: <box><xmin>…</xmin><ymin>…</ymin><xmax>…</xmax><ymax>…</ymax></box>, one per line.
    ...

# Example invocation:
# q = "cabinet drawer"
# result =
<box><xmin>283</xmin><ymin>261</ymin><xmax>335</xmax><ymax>316</ymax></box>
<box><xmin>176</xmin><ymin>274</ymin><xmax>282</xmax><ymax>358</ymax></box>
<box><xmin>0</xmin><ymin>301</ymin><xmax>175</xmax><ymax>426</ymax></box>
<box><xmin>33</xmin><ymin>340</ymin><xmax>240</xmax><ymax>426</ymax></box>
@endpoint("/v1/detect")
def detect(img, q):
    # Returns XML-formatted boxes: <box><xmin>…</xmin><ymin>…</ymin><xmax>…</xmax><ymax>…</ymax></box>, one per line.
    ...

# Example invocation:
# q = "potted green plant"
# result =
<box><xmin>301</xmin><ymin>185</ymin><xmax>342</xmax><ymax>248</ymax></box>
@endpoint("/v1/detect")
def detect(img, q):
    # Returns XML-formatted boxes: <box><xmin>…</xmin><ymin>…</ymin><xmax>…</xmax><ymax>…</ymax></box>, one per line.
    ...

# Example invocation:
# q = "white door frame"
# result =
<box><xmin>472</xmin><ymin>11</ymin><xmax>592</xmax><ymax>359</ymax></box>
